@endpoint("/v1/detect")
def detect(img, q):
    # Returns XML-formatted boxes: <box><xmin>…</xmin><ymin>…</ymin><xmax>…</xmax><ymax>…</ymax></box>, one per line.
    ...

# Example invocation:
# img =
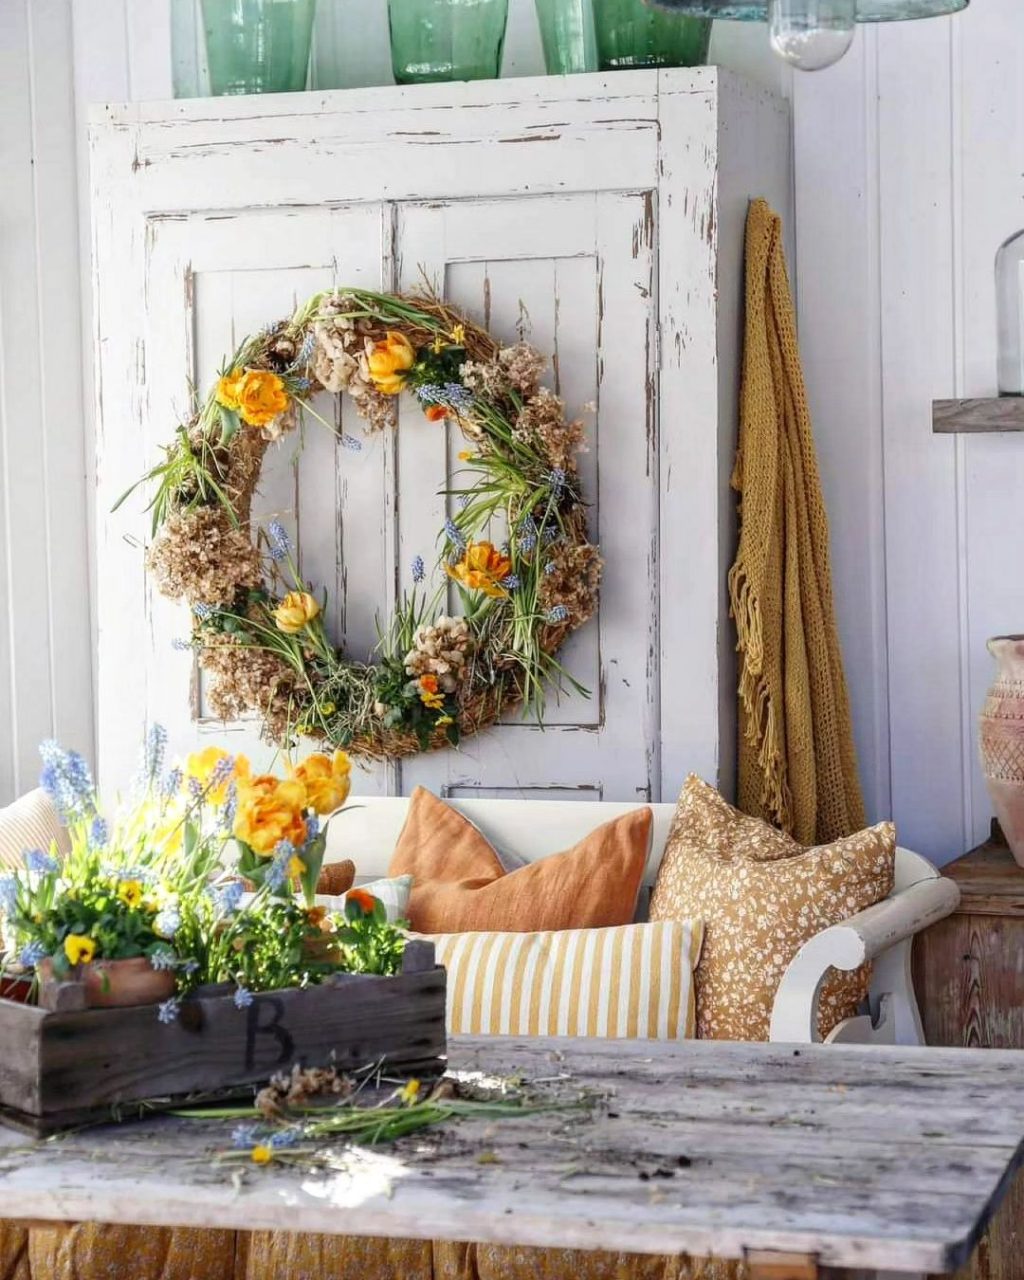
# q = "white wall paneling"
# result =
<box><xmin>0</xmin><ymin>0</ymin><xmax>93</xmax><ymax>798</ymax></box>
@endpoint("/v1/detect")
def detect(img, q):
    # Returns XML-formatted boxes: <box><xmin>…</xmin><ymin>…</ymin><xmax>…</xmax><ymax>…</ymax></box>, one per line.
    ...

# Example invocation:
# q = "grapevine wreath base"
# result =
<box><xmin>132</xmin><ymin>289</ymin><xmax>601</xmax><ymax>761</ymax></box>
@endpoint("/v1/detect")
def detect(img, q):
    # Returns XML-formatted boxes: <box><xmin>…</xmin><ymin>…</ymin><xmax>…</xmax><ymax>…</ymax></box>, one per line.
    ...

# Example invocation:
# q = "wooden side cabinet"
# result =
<box><xmin>914</xmin><ymin>827</ymin><xmax>1024</xmax><ymax>1279</ymax></box>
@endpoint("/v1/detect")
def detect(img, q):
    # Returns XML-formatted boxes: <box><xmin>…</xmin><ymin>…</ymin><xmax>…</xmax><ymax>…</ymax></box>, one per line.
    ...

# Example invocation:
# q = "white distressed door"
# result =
<box><xmin>138</xmin><ymin>192</ymin><xmax>656</xmax><ymax>802</ymax></box>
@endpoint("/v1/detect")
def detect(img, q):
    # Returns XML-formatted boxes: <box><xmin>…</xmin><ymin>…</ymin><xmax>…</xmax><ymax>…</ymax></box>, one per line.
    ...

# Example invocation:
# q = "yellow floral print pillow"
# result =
<box><xmin>649</xmin><ymin>775</ymin><xmax>895</xmax><ymax>1042</ymax></box>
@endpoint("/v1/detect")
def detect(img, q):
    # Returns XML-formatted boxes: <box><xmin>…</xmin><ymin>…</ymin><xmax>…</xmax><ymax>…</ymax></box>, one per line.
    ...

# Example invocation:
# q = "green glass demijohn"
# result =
<box><xmin>592</xmin><ymin>0</ymin><xmax>711</xmax><ymax>68</ymax></box>
<box><xmin>388</xmin><ymin>0</ymin><xmax>511</xmax><ymax>85</ymax></box>
<box><xmin>533</xmin><ymin>0</ymin><xmax>600</xmax><ymax>74</ymax></box>
<box><xmin>200</xmin><ymin>0</ymin><xmax>317</xmax><ymax>96</ymax></box>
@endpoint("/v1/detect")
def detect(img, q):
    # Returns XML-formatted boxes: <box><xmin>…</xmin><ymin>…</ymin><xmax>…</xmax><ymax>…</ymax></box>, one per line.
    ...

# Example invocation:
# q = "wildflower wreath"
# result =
<box><xmin>131</xmin><ymin>289</ymin><xmax>601</xmax><ymax>759</ymax></box>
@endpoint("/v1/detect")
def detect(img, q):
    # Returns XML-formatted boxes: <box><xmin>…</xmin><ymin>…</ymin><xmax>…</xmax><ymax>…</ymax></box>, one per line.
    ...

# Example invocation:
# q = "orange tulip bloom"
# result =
<box><xmin>445</xmin><ymin>541</ymin><xmax>513</xmax><ymax>599</ymax></box>
<box><xmin>365</xmin><ymin>331</ymin><xmax>416</xmax><ymax>395</ymax></box>
<box><xmin>346</xmin><ymin>887</ymin><xmax>378</xmax><ymax>915</ymax></box>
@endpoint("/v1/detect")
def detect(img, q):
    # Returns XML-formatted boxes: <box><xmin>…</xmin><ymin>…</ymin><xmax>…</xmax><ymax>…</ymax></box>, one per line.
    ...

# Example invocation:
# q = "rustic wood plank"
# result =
<box><xmin>0</xmin><ymin>1036</ymin><xmax>1020</xmax><ymax>1275</ymax></box>
<box><xmin>937</xmin><ymin>833</ymin><xmax>1024</xmax><ymax>918</ymax></box>
<box><xmin>0</xmin><ymin>965</ymin><xmax>445</xmax><ymax>1127</ymax></box>
<box><xmin>932</xmin><ymin>398</ymin><xmax>1024</xmax><ymax>433</ymax></box>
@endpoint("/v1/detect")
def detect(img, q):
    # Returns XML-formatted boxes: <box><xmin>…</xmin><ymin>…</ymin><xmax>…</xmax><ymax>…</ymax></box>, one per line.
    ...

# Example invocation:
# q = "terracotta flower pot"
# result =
<box><xmin>979</xmin><ymin>635</ymin><xmax>1024</xmax><ymax>868</ymax></box>
<box><xmin>39</xmin><ymin>955</ymin><xmax>176</xmax><ymax>1009</ymax></box>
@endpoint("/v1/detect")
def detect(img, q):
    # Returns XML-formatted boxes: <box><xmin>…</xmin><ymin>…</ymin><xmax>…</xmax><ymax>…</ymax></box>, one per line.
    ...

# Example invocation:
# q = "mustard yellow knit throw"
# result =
<box><xmin>729</xmin><ymin>199</ymin><xmax>865</xmax><ymax>845</ymax></box>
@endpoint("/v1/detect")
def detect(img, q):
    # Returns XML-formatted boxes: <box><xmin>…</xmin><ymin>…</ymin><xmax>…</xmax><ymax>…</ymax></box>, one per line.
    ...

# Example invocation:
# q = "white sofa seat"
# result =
<box><xmin>324</xmin><ymin>796</ymin><xmax>961</xmax><ymax>1047</ymax></box>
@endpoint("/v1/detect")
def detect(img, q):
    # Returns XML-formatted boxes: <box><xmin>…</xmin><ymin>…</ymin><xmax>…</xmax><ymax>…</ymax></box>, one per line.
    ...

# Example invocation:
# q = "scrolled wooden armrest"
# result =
<box><xmin>769</xmin><ymin>876</ymin><xmax>961</xmax><ymax>1045</ymax></box>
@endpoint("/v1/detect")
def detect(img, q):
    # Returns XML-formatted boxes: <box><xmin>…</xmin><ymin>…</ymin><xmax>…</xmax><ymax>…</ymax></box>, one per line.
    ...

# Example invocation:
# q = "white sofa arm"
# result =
<box><xmin>769</xmin><ymin>875</ymin><xmax>961</xmax><ymax>1046</ymax></box>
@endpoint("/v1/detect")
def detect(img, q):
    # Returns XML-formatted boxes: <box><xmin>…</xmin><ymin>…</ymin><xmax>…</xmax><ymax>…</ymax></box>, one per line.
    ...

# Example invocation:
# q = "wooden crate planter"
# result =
<box><xmin>0</xmin><ymin>942</ymin><xmax>445</xmax><ymax>1135</ymax></box>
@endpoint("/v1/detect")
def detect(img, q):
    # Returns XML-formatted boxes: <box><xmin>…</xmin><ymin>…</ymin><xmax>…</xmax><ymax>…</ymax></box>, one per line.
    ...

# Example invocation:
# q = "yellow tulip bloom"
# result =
<box><xmin>289</xmin><ymin>749</ymin><xmax>352</xmax><ymax>815</ymax></box>
<box><xmin>273</xmin><ymin>590</ymin><xmax>320</xmax><ymax>634</ymax></box>
<box><xmin>215</xmin><ymin>368</ymin><xmax>246</xmax><ymax>412</ymax></box>
<box><xmin>184</xmin><ymin>746</ymin><xmax>250</xmax><ymax>803</ymax></box>
<box><xmin>235</xmin><ymin>369</ymin><xmax>289</xmax><ymax>427</ymax></box>
<box><xmin>445</xmin><ymin>541</ymin><xmax>513</xmax><ymax>599</ymax></box>
<box><xmin>365</xmin><ymin>331</ymin><xmax>416</xmax><ymax>395</ymax></box>
<box><xmin>234</xmin><ymin>775</ymin><xmax>308</xmax><ymax>856</ymax></box>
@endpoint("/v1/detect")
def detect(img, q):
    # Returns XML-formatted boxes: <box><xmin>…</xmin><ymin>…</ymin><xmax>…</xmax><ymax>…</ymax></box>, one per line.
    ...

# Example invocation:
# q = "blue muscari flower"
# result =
<box><xmin>444</xmin><ymin>519</ymin><xmax>466</xmax><ymax>551</ymax></box>
<box><xmin>89</xmin><ymin>815</ymin><xmax>109</xmax><ymax>848</ymax></box>
<box><xmin>155</xmin><ymin>906</ymin><xmax>181</xmax><ymax>939</ymax></box>
<box><xmin>209</xmin><ymin>755</ymin><xmax>236</xmax><ymax>790</ymax></box>
<box><xmin>417</xmin><ymin>382</ymin><xmax>473</xmax><ymax>412</ymax></box>
<box><xmin>187</xmin><ymin>775</ymin><xmax>203</xmax><ymax>801</ymax></box>
<box><xmin>234</xmin><ymin>986</ymin><xmax>254</xmax><ymax>1010</ymax></box>
<box><xmin>39</xmin><ymin>740</ymin><xmax>95</xmax><ymax>821</ymax></box>
<box><xmin>193</xmin><ymin>603</ymin><xmax>214</xmax><ymax>621</ymax></box>
<box><xmin>157</xmin><ymin>998</ymin><xmax>180</xmax><ymax>1025</ymax></box>
<box><xmin>24</xmin><ymin>849</ymin><xmax>58</xmax><ymax>875</ymax></box>
<box><xmin>546</xmin><ymin>604</ymin><xmax>569</xmax><ymax>624</ymax></box>
<box><xmin>500</xmin><ymin>574</ymin><xmax>520</xmax><ymax>591</ymax></box>
<box><xmin>457</xmin><ymin>494</ymin><xmax>470</xmax><ymax>510</ymax></box>
<box><xmin>149</xmin><ymin>947</ymin><xmax>178</xmax><ymax>972</ymax></box>
<box><xmin>161</xmin><ymin>766</ymin><xmax>183</xmax><ymax>799</ymax></box>
<box><xmin>341</xmin><ymin>433</ymin><xmax>363</xmax><ymax>452</ymax></box>
<box><xmin>547</xmin><ymin>467</ymin><xmax>567</xmax><ymax>494</ymax></box>
<box><xmin>172</xmin><ymin>637</ymin><xmax>192</xmax><ymax>651</ymax></box>
<box><xmin>268</xmin><ymin>519</ymin><xmax>291</xmax><ymax>560</ymax></box>
<box><xmin>411</xmin><ymin>555</ymin><xmax>425</xmax><ymax>584</ymax></box>
<box><xmin>137</xmin><ymin>724</ymin><xmax>168</xmax><ymax>785</ymax></box>
<box><xmin>517</xmin><ymin>517</ymin><xmax>537</xmax><ymax>553</ymax></box>
<box><xmin>289</xmin><ymin>329</ymin><xmax>316</xmax><ymax>371</ymax></box>
<box><xmin>233</xmin><ymin>1124</ymin><xmax>260</xmax><ymax>1149</ymax></box>
<box><xmin>19</xmin><ymin>941</ymin><xmax>47</xmax><ymax>967</ymax></box>
<box><xmin>544</xmin><ymin>561</ymin><xmax>556</xmax><ymax>575</ymax></box>
<box><xmin>305</xmin><ymin>812</ymin><xmax>320</xmax><ymax>842</ymax></box>
<box><xmin>415</xmin><ymin>382</ymin><xmax>444</xmax><ymax>405</ymax></box>
<box><xmin>220</xmin><ymin>781</ymin><xmax>238</xmax><ymax>833</ymax></box>
<box><xmin>543</xmin><ymin>526</ymin><xmax>559</xmax><ymax>546</ymax></box>
<box><xmin>266</xmin><ymin>842</ymin><xmax>294</xmax><ymax>892</ymax></box>
<box><xmin>215</xmin><ymin>879</ymin><xmax>244</xmax><ymax>917</ymax></box>
<box><xmin>270</xmin><ymin>1128</ymin><xmax>301</xmax><ymax>1148</ymax></box>
<box><xmin>0</xmin><ymin>876</ymin><xmax>19</xmax><ymax>915</ymax></box>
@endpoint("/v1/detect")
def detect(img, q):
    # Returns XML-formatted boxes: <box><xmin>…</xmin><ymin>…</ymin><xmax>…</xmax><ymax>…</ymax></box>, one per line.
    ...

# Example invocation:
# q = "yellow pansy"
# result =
<box><xmin>214</xmin><ymin>368</ymin><xmax>246</xmax><ymax>412</ymax></box>
<box><xmin>445</xmin><ymin>541</ymin><xmax>513</xmax><ymax>599</ymax></box>
<box><xmin>273</xmin><ymin>591</ymin><xmax>320</xmax><ymax>635</ymax></box>
<box><xmin>184</xmin><ymin>746</ymin><xmax>250</xmax><ymax>803</ymax></box>
<box><xmin>234</xmin><ymin>775</ymin><xmax>308</xmax><ymax>856</ymax></box>
<box><xmin>289</xmin><ymin>750</ymin><xmax>352</xmax><ymax>815</ymax></box>
<box><xmin>365</xmin><ymin>331</ymin><xmax>416</xmax><ymax>395</ymax></box>
<box><xmin>117</xmin><ymin>880</ymin><xmax>144</xmax><ymax>909</ymax></box>
<box><xmin>235</xmin><ymin>369</ymin><xmax>289</xmax><ymax>427</ymax></box>
<box><xmin>64</xmin><ymin>934</ymin><xmax>96</xmax><ymax>966</ymax></box>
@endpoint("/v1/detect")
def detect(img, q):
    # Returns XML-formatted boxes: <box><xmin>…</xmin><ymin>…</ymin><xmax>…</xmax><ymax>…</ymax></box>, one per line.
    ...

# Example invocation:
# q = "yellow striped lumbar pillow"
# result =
<box><xmin>430</xmin><ymin>919</ymin><xmax>703</xmax><ymax>1040</ymax></box>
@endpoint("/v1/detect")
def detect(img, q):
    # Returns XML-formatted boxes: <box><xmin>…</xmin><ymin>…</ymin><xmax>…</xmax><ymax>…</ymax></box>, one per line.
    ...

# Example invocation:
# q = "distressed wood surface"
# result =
<box><xmin>0</xmin><ymin>962</ymin><xmax>445</xmax><ymax>1133</ymax></box>
<box><xmin>932</xmin><ymin>399</ymin><xmax>1024</xmax><ymax>434</ymax></box>
<box><xmin>934</xmin><ymin>829</ymin><xmax>1024</xmax><ymax>918</ymax></box>
<box><xmin>0</xmin><ymin>1035</ymin><xmax>1021</xmax><ymax>1275</ymax></box>
<box><xmin>914</xmin><ymin>838</ymin><xmax>1024</xmax><ymax>1279</ymax></box>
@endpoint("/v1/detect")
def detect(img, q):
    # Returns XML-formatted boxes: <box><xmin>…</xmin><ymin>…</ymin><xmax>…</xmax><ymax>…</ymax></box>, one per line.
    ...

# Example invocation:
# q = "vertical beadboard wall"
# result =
<box><xmin>0</xmin><ymin>0</ymin><xmax>93</xmax><ymax>798</ymax></box>
<box><xmin>4</xmin><ymin>0</ymin><xmax>1019</xmax><ymax>865</ymax></box>
<box><xmin>793</xmin><ymin>0</ymin><xmax>1024</xmax><ymax>865</ymax></box>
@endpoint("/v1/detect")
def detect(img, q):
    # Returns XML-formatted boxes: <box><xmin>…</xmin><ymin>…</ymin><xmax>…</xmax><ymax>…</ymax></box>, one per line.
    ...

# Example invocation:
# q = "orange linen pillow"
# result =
<box><xmin>388</xmin><ymin>787</ymin><xmax>652</xmax><ymax>933</ymax></box>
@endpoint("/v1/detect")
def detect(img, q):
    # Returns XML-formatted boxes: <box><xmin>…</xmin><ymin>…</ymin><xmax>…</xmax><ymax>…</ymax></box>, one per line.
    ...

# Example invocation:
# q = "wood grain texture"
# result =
<box><xmin>0</xmin><ymin>966</ymin><xmax>446</xmax><ymax>1128</ymax></box>
<box><xmin>933</xmin><ymin>399</ymin><xmax>1024</xmax><ymax>434</ymax></box>
<box><xmin>0</xmin><ymin>1035</ymin><xmax>1021</xmax><ymax>1275</ymax></box>
<box><xmin>914</xmin><ymin>842</ymin><xmax>1024</xmax><ymax>1279</ymax></box>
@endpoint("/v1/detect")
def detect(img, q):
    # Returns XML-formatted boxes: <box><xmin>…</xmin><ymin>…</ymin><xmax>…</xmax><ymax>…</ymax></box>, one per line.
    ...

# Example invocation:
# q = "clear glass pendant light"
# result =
<box><xmin>646</xmin><ymin>0</ymin><xmax>969</xmax><ymax>70</ymax></box>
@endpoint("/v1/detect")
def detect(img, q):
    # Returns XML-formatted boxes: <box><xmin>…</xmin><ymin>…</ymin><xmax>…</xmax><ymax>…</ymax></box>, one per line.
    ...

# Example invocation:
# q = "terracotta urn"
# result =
<box><xmin>979</xmin><ymin>635</ymin><xmax>1024</xmax><ymax>868</ymax></box>
<box><xmin>38</xmin><ymin>955</ymin><xmax>176</xmax><ymax>1009</ymax></box>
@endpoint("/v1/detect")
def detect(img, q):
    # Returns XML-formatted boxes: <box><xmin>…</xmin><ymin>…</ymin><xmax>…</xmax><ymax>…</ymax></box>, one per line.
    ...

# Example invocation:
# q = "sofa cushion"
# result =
<box><xmin>388</xmin><ymin>787</ymin><xmax>651</xmax><ymax>933</ymax></box>
<box><xmin>0</xmin><ymin>788</ymin><xmax>70</xmax><ymax>873</ymax></box>
<box><xmin>649</xmin><ymin>774</ymin><xmax>895</xmax><ymax>1042</ymax></box>
<box><xmin>428</xmin><ymin>919</ymin><xmax>702</xmax><ymax>1039</ymax></box>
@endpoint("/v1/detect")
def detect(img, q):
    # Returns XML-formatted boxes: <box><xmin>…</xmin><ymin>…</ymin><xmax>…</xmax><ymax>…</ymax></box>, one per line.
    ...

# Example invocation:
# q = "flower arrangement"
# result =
<box><xmin>0</xmin><ymin>731</ymin><xmax>408</xmax><ymax>1017</ymax></box>
<box><xmin>123</xmin><ymin>288</ymin><xmax>601</xmax><ymax>759</ymax></box>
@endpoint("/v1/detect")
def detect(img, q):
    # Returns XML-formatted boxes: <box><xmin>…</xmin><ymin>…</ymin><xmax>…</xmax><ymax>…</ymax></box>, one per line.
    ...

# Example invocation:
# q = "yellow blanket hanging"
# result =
<box><xmin>729</xmin><ymin>199</ymin><xmax>865</xmax><ymax>845</ymax></box>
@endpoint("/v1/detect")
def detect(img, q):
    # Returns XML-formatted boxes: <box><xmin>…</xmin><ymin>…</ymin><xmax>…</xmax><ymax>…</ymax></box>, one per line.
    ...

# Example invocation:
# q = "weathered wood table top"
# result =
<box><xmin>0</xmin><ymin>1036</ymin><xmax>1022</xmax><ymax>1278</ymax></box>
